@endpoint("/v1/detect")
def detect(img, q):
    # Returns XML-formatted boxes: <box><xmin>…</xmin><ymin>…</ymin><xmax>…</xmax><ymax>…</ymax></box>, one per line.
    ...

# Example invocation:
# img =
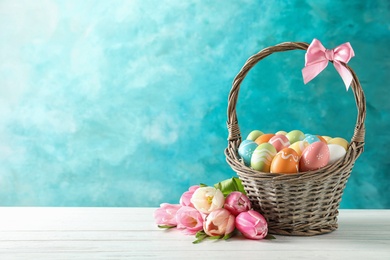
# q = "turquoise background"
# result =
<box><xmin>0</xmin><ymin>0</ymin><xmax>389</xmax><ymax>208</ymax></box>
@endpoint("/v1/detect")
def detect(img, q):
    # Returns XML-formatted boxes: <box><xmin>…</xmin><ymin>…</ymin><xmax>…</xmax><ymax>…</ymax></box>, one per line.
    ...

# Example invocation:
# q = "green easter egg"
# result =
<box><xmin>286</xmin><ymin>130</ymin><xmax>305</xmax><ymax>144</ymax></box>
<box><xmin>246</xmin><ymin>130</ymin><xmax>264</xmax><ymax>141</ymax></box>
<box><xmin>250</xmin><ymin>143</ymin><xmax>277</xmax><ymax>172</ymax></box>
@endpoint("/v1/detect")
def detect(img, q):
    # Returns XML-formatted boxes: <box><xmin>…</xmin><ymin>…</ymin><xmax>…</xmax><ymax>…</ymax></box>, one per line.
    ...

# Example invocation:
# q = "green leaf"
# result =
<box><xmin>158</xmin><ymin>225</ymin><xmax>176</xmax><ymax>229</ymax></box>
<box><xmin>223</xmin><ymin>231</ymin><xmax>236</xmax><ymax>240</ymax></box>
<box><xmin>193</xmin><ymin>230</ymin><xmax>237</xmax><ymax>243</ymax></box>
<box><xmin>214</xmin><ymin>177</ymin><xmax>246</xmax><ymax>196</ymax></box>
<box><xmin>265</xmin><ymin>234</ymin><xmax>276</xmax><ymax>240</ymax></box>
<box><xmin>199</xmin><ymin>183</ymin><xmax>208</xmax><ymax>187</ymax></box>
<box><xmin>195</xmin><ymin>230</ymin><xmax>206</xmax><ymax>238</ymax></box>
<box><xmin>208</xmin><ymin>235</ymin><xmax>223</xmax><ymax>240</ymax></box>
<box><xmin>223</xmin><ymin>233</ymin><xmax>232</xmax><ymax>240</ymax></box>
<box><xmin>192</xmin><ymin>233</ymin><xmax>208</xmax><ymax>244</ymax></box>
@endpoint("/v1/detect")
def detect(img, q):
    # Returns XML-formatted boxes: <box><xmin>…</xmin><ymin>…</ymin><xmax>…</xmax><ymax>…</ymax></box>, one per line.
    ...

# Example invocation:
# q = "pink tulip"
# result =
<box><xmin>224</xmin><ymin>191</ymin><xmax>251</xmax><ymax>216</ymax></box>
<box><xmin>203</xmin><ymin>208</ymin><xmax>235</xmax><ymax>237</ymax></box>
<box><xmin>179</xmin><ymin>185</ymin><xmax>200</xmax><ymax>207</ymax></box>
<box><xmin>235</xmin><ymin>210</ymin><xmax>268</xmax><ymax>239</ymax></box>
<box><xmin>175</xmin><ymin>206</ymin><xmax>204</xmax><ymax>235</ymax></box>
<box><xmin>154</xmin><ymin>203</ymin><xmax>181</xmax><ymax>227</ymax></box>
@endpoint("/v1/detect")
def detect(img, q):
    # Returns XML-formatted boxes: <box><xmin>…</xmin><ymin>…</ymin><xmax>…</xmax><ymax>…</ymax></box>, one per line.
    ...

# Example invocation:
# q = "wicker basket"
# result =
<box><xmin>225</xmin><ymin>41</ymin><xmax>366</xmax><ymax>236</ymax></box>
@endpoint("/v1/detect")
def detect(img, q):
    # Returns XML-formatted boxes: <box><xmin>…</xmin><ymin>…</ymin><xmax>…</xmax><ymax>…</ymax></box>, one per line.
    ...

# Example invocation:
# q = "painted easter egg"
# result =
<box><xmin>286</xmin><ymin>130</ymin><xmax>305</xmax><ymax>144</ymax></box>
<box><xmin>328</xmin><ymin>137</ymin><xmax>349</xmax><ymax>151</ymax></box>
<box><xmin>246</xmin><ymin>130</ymin><xmax>264</xmax><ymax>141</ymax></box>
<box><xmin>289</xmin><ymin>140</ymin><xmax>309</xmax><ymax>157</ymax></box>
<box><xmin>304</xmin><ymin>134</ymin><xmax>321</xmax><ymax>144</ymax></box>
<box><xmin>238</xmin><ymin>140</ymin><xmax>258</xmax><ymax>166</ymax></box>
<box><xmin>299</xmin><ymin>141</ymin><xmax>330</xmax><ymax>171</ymax></box>
<box><xmin>322</xmin><ymin>136</ymin><xmax>333</xmax><ymax>143</ymax></box>
<box><xmin>251</xmin><ymin>143</ymin><xmax>277</xmax><ymax>172</ymax></box>
<box><xmin>270</xmin><ymin>148</ymin><xmax>299</xmax><ymax>174</ymax></box>
<box><xmin>317</xmin><ymin>135</ymin><xmax>328</xmax><ymax>143</ymax></box>
<box><xmin>255</xmin><ymin>134</ymin><xmax>275</xmax><ymax>145</ymax></box>
<box><xmin>275</xmin><ymin>130</ymin><xmax>287</xmax><ymax>135</ymax></box>
<box><xmin>268</xmin><ymin>134</ymin><xmax>290</xmax><ymax>152</ymax></box>
<box><xmin>328</xmin><ymin>144</ymin><xmax>347</xmax><ymax>164</ymax></box>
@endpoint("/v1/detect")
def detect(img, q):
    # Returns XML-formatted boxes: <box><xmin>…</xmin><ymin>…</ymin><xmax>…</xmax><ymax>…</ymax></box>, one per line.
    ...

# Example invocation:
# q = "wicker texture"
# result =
<box><xmin>225</xmin><ymin>42</ymin><xmax>366</xmax><ymax>236</ymax></box>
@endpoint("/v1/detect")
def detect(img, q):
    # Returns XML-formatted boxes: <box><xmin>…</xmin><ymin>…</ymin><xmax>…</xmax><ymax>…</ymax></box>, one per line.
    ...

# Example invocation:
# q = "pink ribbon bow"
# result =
<box><xmin>302</xmin><ymin>39</ymin><xmax>355</xmax><ymax>90</ymax></box>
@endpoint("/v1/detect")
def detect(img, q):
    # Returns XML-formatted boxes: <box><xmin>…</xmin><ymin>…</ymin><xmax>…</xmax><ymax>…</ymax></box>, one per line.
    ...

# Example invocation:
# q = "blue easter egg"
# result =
<box><xmin>304</xmin><ymin>134</ymin><xmax>320</xmax><ymax>144</ymax></box>
<box><xmin>238</xmin><ymin>140</ymin><xmax>258</xmax><ymax>166</ymax></box>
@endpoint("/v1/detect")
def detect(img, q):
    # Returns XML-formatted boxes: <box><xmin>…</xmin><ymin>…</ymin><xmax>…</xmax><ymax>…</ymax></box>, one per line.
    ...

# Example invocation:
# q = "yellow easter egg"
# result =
<box><xmin>322</xmin><ymin>136</ymin><xmax>333</xmax><ymax>142</ymax></box>
<box><xmin>328</xmin><ymin>137</ymin><xmax>348</xmax><ymax>151</ymax></box>
<box><xmin>289</xmin><ymin>140</ymin><xmax>309</xmax><ymax>157</ymax></box>
<box><xmin>275</xmin><ymin>130</ymin><xmax>287</xmax><ymax>135</ymax></box>
<box><xmin>317</xmin><ymin>135</ymin><xmax>328</xmax><ymax>144</ymax></box>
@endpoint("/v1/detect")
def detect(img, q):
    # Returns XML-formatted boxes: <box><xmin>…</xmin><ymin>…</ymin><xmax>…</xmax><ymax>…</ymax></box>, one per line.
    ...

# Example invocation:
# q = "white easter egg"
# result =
<box><xmin>327</xmin><ymin>144</ymin><xmax>347</xmax><ymax>164</ymax></box>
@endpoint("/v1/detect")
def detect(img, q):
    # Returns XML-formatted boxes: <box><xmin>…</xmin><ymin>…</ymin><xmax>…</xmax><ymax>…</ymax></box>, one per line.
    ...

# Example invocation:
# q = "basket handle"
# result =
<box><xmin>226</xmin><ymin>41</ymin><xmax>365</xmax><ymax>157</ymax></box>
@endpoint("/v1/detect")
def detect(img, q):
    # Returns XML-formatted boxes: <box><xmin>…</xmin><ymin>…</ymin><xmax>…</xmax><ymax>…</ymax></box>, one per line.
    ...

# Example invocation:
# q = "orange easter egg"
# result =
<box><xmin>255</xmin><ymin>134</ymin><xmax>275</xmax><ymax>145</ymax></box>
<box><xmin>270</xmin><ymin>148</ymin><xmax>299</xmax><ymax>174</ymax></box>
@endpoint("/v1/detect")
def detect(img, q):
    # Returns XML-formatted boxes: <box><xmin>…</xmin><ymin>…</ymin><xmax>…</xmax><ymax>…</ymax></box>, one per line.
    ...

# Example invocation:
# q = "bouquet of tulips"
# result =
<box><xmin>154</xmin><ymin>177</ymin><xmax>275</xmax><ymax>243</ymax></box>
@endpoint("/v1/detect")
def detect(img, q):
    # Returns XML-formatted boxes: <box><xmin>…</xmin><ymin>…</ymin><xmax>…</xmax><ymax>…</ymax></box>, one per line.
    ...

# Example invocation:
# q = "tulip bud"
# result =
<box><xmin>203</xmin><ymin>208</ymin><xmax>235</xmax><ymax>237</ymax></box>
<box><xmin>190</xmin><ymin>187</ymin><xmax>224</xmax><ymax>214</ymax></box>
<box><xmin>235</xmin><ymin>210</ymin><xmax>268</xmax><ymax>239</ymax></box>
<box><xmin>179</xmin><ymin>185</ymin><xmax>199</xmax><ymax>207</ymax></box>
<box><xmin>224</xmin><ymin>191</ymin><xmax>251</xmax><ymax>216</ymax></box>
<box><xmin>154</xmin><ymin>203</ymin><xmax>181</xmax><ymax>227</ymax></box>
<box><xmin>176</xmin><ymin>206</ymin><xmax>204</xmax><ymax>235</ymax></box>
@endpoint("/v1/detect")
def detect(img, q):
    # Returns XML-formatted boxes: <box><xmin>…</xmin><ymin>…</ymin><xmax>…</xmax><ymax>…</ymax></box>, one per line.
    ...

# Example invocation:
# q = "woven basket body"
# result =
<box><xmin>225</xmin><ymin>42</ymin><xmax>366</xmax><ymax>236</ymax></box>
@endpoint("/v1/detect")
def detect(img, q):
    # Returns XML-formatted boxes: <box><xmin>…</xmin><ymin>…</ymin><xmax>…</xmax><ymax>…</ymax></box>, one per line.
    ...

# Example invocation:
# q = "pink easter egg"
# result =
<box><xmin>268</xmin><ymin>134</ymin><xmax>290</xmax><ymax>152</ymax></box>
<box><xmin>299</xmin><ymin>141</ymin><xmax>330</xmax><ymax>172</ymax></box>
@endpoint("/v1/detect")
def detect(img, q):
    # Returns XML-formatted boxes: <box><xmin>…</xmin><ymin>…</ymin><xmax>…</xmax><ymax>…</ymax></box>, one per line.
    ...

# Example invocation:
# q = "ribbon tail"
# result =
<box><xmin>302</xmin><ymin>61</ymin><xmax>328</xmax><ymax>84</ymax></box>
<box><xmin>333</xmin><ymin>61</ymin><xmax>353</xmax><ymax>91</ymax></box>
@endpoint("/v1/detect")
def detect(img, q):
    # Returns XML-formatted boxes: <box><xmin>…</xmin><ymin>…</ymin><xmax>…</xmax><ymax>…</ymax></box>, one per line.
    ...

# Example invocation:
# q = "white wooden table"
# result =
<box><xmin>0</xmin><ymin>208</ymin><xmax>389</xmax><ymax>259</ymax></box>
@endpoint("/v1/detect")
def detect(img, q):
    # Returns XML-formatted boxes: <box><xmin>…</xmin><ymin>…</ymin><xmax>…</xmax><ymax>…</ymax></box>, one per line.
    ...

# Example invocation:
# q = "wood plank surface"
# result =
<box><xmin>0</xmin><ymin>208</ymin><xmax>389</xmax><ymax>259</ymax></box>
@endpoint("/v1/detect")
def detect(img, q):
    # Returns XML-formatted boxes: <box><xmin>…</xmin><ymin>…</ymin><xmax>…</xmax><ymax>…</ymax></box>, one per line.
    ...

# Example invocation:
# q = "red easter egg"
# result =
<box><xmin>299</xmin><ymin>141</ymin><xmax>330</xmax><ymax>171</ymax></box>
